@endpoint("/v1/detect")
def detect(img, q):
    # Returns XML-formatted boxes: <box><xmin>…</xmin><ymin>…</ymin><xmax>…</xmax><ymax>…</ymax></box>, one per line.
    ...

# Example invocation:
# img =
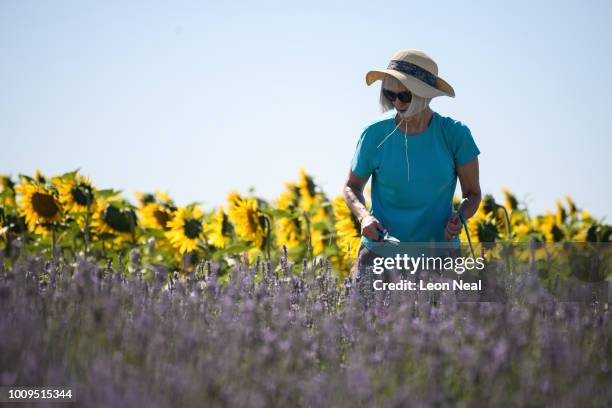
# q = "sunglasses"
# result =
<box><xmin>382</xmin><ymin>89</ymin><xmax>412</xmax><ymax>103</ymax></box>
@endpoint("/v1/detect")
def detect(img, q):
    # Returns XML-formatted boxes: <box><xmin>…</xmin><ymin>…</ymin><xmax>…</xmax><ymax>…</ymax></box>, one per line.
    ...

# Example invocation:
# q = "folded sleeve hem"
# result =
<box><xmin>456</xmin><ymin>150</ymin><xmax>481</xmax><ymax>167</ymax></box>
<box><xmin>351</xmin><ymin>161</ymin><xmax>372</xmax><ymax>179</ymax></box>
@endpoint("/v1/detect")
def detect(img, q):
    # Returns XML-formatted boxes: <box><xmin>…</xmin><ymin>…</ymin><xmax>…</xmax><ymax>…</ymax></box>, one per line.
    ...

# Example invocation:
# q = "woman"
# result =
<box><xmin>343</xmin><ymin>49</ymin><xmax>482</xmax><ymax>293</ymax></box>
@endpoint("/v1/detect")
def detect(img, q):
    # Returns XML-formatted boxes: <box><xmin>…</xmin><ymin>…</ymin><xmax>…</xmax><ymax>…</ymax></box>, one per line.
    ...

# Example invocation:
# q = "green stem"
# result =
<box><xmin>302</xmin><ymin>211</ymin><xmax>313</xmax><ymax>274</ymax></box>
<box><xmin>496</xmin><ymin>204</ymin><xmax>512</xmax><ymax>238</ymax></box>
<box><xmin>83</xmin><ymin>204</ymin><xmax>91</xmax><ymax>255</ymax></box>
<box><xmin>264</xmin><ymin>216</ymin><xmax>271</xmax><ymax>261</ymax></box>
<box><xmin>51</xmin><ymin>224</ymin><xmax>56</xmax><ymax>261</ymax></box>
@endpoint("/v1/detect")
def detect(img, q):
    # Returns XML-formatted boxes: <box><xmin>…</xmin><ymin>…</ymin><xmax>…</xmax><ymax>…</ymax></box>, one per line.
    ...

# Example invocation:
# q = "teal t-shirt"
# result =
<box><xmin>351</xmin><ymin>110</ymin><xmax>480</xmax><ymax>250</ymax></box>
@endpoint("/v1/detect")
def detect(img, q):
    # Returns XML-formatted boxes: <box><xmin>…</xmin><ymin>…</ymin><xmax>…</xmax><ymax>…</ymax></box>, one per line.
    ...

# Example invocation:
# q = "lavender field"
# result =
<box><xmin>1</xmin><ymin>241</ymin><xmax>610</xmax><ymax>408</ymax></box>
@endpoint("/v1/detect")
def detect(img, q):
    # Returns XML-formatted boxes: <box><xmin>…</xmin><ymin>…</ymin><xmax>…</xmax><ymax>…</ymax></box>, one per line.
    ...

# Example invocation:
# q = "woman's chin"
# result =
<box><xmin>397</xmin><ymin>109</ymin><xmax>411</xmax><ymax>118</ymax></box>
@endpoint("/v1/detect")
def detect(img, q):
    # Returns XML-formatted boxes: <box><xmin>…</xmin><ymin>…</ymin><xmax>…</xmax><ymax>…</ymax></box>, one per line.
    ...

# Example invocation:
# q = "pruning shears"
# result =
<box><xmin>380</xmin><ymin>229</ymin><xmax>400</xmax><ymax>245</ymax></box>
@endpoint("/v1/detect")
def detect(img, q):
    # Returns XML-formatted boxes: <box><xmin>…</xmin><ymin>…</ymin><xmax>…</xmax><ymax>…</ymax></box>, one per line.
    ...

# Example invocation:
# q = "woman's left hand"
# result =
<box><xmin>444</xmin><ymin>212</ymin><xmax>463</xmax><ymax>240</ymax></box>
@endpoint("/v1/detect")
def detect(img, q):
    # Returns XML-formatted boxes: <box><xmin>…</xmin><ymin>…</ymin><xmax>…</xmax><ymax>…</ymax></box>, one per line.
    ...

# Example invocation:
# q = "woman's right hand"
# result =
<box><xmin>360</xmin><ymin>215</ymin><xmax>385</xmax><ymax>241</ymax></box>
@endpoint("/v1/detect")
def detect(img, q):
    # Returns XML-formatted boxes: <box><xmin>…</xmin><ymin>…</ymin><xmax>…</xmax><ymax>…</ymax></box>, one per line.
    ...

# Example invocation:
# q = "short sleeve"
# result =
<box><xmin>350</xmin><ymin>126</ymin><xmax>376</xmax><ymax>178</ymax></box>
<box><xmin>449</xmin><ymin>121</ymin><xmax>480</xmax><ymax>167</ymax></box>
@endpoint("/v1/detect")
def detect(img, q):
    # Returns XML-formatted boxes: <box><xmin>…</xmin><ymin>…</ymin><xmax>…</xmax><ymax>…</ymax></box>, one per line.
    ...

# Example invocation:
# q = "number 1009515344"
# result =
<box><xmin>1</xmin><ymin>387</ymin><xmax>74</xmax><ymax>402</ymax></box>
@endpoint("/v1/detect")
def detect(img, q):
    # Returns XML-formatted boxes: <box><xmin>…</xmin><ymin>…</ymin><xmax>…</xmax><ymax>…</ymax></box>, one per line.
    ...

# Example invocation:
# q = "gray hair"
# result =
<box><xmin>378</xmin><ymin>75</ymin><xmax>432</xmax><ymax>119</ymax></box>
<box><xmin>379</xmin><ymin>75</ymin><xmax>409</xmax><ymax>113</ymax></box>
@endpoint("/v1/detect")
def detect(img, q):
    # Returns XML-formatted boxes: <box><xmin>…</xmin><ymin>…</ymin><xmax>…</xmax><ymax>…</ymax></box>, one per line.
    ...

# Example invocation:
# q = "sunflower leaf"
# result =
<box><xmin>217</xmin><ymin>241</ymin><xmax>252</xmax><ymax>255</ymax></box>
<box><xmin>60</xmin><ymin>169</ymin><xmax>80</xmax><ymax>180</ymax></box>
<box><xmin>268</xmin><ymin>208</ymin><xmax>299</xmax><ymax>219</ymax></box>
<box><xmin>311</xmin><ymin>221</ymin><xmax>328</xmax><ymax>231</ymax></box>
<box><xmin>95</xmin><ymin>189</ymin><xmax>121</xmax><ymax>199</ymax></box>
<box><xmin>18</xmin><ymin>174</ymin><xmax>36</xmax><ymax>184</ymax></box>
<box><xmin>309</xmin><ymin>202</ymin><xmax>321</xmax><ymax>213</ymax></box>
<box><xmin>143</xmin><ymin>228</ymin><xmax>167</xmax><ymax>239</ymax></box>
<box><xmin>0</xmin><ymin>189</ymin><xmax>14</xmax><ymax>200</ymax></box>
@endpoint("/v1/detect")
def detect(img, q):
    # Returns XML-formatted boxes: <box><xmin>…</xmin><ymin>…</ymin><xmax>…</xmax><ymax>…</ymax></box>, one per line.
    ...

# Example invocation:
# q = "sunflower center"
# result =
<box><xmin>183</xmin><ymin>219</ymin><xmax>202</xmax><ymax>239</ymax></box>
<box><xmin>482</xmin><ymin>195</ymin><xmax>496</xmax><ymax>214</ymax></box>
<box><xmin>31</xmin><ymin>192</ymin><xmax>60</xmax><ymax>218</ymax></box>
<box><xmin>1</xmin><ymin>177</ymin><xmax>15</xmax><ymax>190</ymax></box>
<box><xmin>103</xmin><ymin>205</ymin><xmax>137</xmax><ymax>233</ymax></box>
<box><xmin>221</xmin><ymin>214</ymin><xmax>232</xmax><ymax>236</ymax></box>
<box><xmin>71</xmin><ymin>184</ymin><xmax>94</xmax><ymax>206</ymax></box>
<box><xmin>477</xmin><ymin>221</ymin><xmax>498</xmax><ymax>243</ymax></box>
<box><xmin>141</xmin><ymin>193</ymin><xmax>156</xmax><ymax>205</ymax></box>
<box><xmin>153</xmin><ymin>209</ymin><xmax>171</xmax><ymax>230</ymax></box>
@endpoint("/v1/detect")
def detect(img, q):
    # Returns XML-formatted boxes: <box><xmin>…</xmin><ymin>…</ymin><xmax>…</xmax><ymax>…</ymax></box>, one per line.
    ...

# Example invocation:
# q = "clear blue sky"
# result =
<box><xmin>2</xmin><ymin>0</ymin><xmax>611</xmax><ymax>220</ymax></box>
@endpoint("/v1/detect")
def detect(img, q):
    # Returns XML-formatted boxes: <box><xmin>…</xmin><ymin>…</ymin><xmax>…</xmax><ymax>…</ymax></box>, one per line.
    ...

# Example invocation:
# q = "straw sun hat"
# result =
<box><xmin>366</xmin><ymin>49</ymin><xmax>455</xmax><ymax>98</ymax></box>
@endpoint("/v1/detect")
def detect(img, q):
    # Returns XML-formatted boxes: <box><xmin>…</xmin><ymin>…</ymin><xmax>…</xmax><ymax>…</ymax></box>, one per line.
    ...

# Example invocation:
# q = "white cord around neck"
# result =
<box><xmin>376</xmin><ymin>116</ymin><xmax>406</xmax><ymax>149</ymax></box>
<box><xmin>404</xmin><ymin>134</ymin><xmax>410</xmax><ymax>182</ymax></box>
<box><xmin>376</xmin><ymin>116</ymin><xmax>411</xmax><ymax>183</ymax></box>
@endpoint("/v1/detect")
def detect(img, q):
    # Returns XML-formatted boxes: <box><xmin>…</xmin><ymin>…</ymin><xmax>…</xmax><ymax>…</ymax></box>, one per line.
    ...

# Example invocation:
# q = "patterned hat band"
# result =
<box><xmin>386</xmin><ymin>60</ymin><xmax>438</xmax><ymax>88</ymax></box>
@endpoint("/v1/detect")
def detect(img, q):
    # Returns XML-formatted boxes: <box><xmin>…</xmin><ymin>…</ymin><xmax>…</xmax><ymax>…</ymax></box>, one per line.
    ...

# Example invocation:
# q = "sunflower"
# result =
<box><xmin>205</xmin><ymin>208</ymin><xmax>233</xmax><ymax>249</ymax></box>
<box><xmin>35</xmin><ymin>169</ymin><xmax>46</xmax><ymax>183</ymax></box>
<box><xmin>565</xmin><ymin>195</ymin><xmax>577</xmax><ymax>216</ymax></box>
<box><xmin>555</xmin><ymin>200</ymin><xmax>567</xmax><ymax>225</ymax></box>
<box><xmin>297</xmin><ymin>167</ymin><xmax>316</xmax><ymax>212</ymax></box>
<box><xmin>278</xmin><ymin>217</ymin><xmax>303</xmax><ymax>249</ymax></box>
<box><xmin>481</xmin><ymin>194</ymin><xmax>497</xmax><ymax>215</ymax></box>
<box><xmin>310</xmin><ymin>225</ymin><xmax>325</xmax><ymax>257</ymax></box>
<box><xmin>54</xmin><ymin>175</ymin><xmax>96</xmax><ymax>213</ymax></box>
<box><xmin>0</xmin><ymin>207</ymin><xmax>6</xmax><ymax>238</ymax></box>
<box><xmin>513</xmin><ymin>222</ymin><xmax>532</xmax><ymax>239</ymax></box>
<box><xmin>14</xmin><ymin>181</ymin><xmax>63</xmax><ymax>234</ymax></box>
<box><xmin>134</xmin><ymin>191</ymin><xmax>177</xmax><ymax>231</ymax></box>
<box><xmin>166</xmin><ymin>206</ymin><xmax>205</xmax><ymax>254</ymax></box>
<box><xmin>91</xmin><ymin>200</ymin><xmax>138</xmax><ymax>243</ymax></box>
<box><xmin>474</xmin><ymin>213</ymin><xmax>500</xmax><ymax>243</ymax></box>
<box><xmin>227</xmin><ymin>192</ymin><xmax>266</xmax><ymax>249</ymax></box>
<box><xmin>510</xmin><ymin>209</ymin><xmax>529</xmax><ymax>228</ymax></box>
<box><xmin>274</xmin><ymin>187</ymin><xmax>304</xmax><ymax>250</ymax></box>
<box><xmin>501</xmin><ymin>187</ymin><xmax>518</xmax><ymax>211</ymax></box>
<box><xmin>1</xmin><ymin>175</ymin><xmax>15</xmax><ymax>191</ymax></box>
<box><xmin>460</xmin><ymin>203</ymin><xmax>499</xmax><ymax>243</ymax></box>
<box><xmin>572</xmin><ymin>212</ymin><xmax>606</xmax><ymax>241</ymax></box>
<box><xmin>155</xmin><ymin>191</ymin><xmax>173</xmax><ymax>203</ymax></box>
<box><xmin>508</xmin><ymin>210</ymin><xmax>533</xmax><ymax>241</ymax></box>
<box><xmin>310</xmin><ymin>194</ymin><xmax>331</xmax><ymax>256</ymax></box>
<box><xmin>572</xmin><ymin>225</ymin><xmax>589</xmax><ymax>242</ymax></box>
<box><xmin>331</xmin><ymin>195</ymin><xmax>361</xmax><ymax>264</ymax></box>
<box><xmin>475</xmin><ymin>194</ymin><xmax>510</xmax><ymax>238</ymax></box>
<box><xmin>139</xmin><ymin>203</ymin><xmax>175</xmax><ymax>230</ymax></box>
<box><xmin>277</xmin><ymin>182</ymin><xmax>299</xmax><ymax>209</ymax></box>
<box><xmin>134</xmin><ymin>191</ymin><xmax>157</xmax><ymax>206</ymax></box>
<box><xmin>532</xmin><ymin>212</ymin><xmax>564</xmax><ymax>242</ymax></box>
<box><xmin>1</xmin><ymin>175</ymin><xmax>16</xmax><ymax>207</ymax></box>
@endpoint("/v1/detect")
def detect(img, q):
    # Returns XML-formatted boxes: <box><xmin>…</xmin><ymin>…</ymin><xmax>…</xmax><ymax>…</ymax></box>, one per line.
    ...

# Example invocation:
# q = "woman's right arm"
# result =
<box><xmin>343</xmin><ymin>169</ymin><xmax>385</xmax><ymax>241</ymax></box>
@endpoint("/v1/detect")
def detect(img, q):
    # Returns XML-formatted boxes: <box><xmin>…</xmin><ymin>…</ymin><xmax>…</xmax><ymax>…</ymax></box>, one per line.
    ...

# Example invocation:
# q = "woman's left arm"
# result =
<box><xmin>445</xmin><ymin>157</ymin><xmax>482</xmax><ymax>239</ymax></box>
<box><xmin>456</xmin><ymin>157</ymin><xmax>482</xmax><ymax>219</ymax></box>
